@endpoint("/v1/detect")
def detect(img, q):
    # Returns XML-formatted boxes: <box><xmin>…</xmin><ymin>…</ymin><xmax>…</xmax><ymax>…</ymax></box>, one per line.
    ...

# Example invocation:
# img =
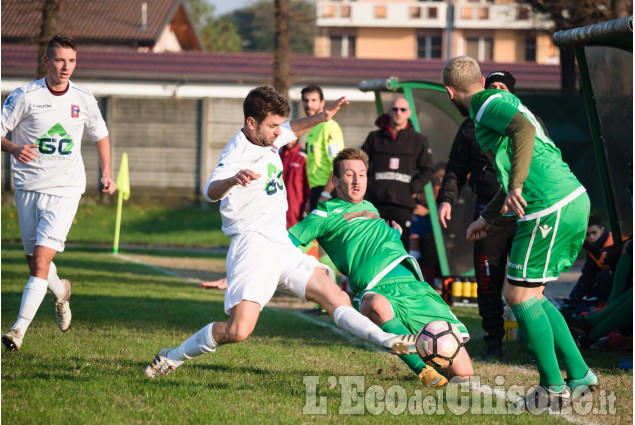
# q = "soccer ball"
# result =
<box><xmin>415</xmin><ymin>320</ymin><xmax>463</xmax><ymax>368</ymax></box>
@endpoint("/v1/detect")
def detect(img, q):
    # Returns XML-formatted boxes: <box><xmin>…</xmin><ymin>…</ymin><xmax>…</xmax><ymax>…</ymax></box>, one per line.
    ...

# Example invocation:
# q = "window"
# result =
<box><xmin>525</xmin><ymin>35</ymin><xmax>536</xmax><ymax>62</ymax></box>
<box><xmin>428</xmin><ymin>7</ymin><xmax>438</xmax><ymax>19</ymax></box>
<box><xmin>517</xmin><ymin>6</ymin><xmax>530</xmax><ymax>20</ymax></box>
<box><xmin>417</xmin><ymin>36</ymin><xmax>442</xmax><ymax>59</ymax></box>
<box><xmin>466</xmin><ymin>37</ymin><xmax>493</xmax><ymax>62</ymax></box>
<box><xmin>375</xmin><ymin>5</ymin><xmax>387</xmax><ymax>18</ymax></box>
<box><xmin>330</xmin><ymin>35</ymin><xmax>356</xmax><ymax>57</ymax></box>
<box><xmin>460</xmin><ymin>7</ymin><xmax>473</xmax><ymax>19</ymax></box>
<box><xmin>323</xmin><ymin>5</ymin><xmax>335</xmax><ymax>18</ymax></box>
<box><xmin>477</xmin><ymin>7</ymin><xmax>489</xmax><ymax>20</ymax></box>
<box><xmin>410</xmin><ymin>7</ymin><xmax>421</xmax><ymax>19</ymax></box>
<box><xmin>340</xmin><ymin>5</ymin><xmax>351</xmax><ymax>17</ymax></box>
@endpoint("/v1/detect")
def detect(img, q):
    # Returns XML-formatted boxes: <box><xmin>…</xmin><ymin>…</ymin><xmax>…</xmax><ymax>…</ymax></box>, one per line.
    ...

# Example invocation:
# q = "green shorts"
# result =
<box><xmin>354</xmin><ymin>276</ymin><xmax>470</xmax><ymax>342</ymax></box>
<box><xmin>508</xmin><ymin>190</ymin><xmax>589</xmax><ymax>285</ymax></box>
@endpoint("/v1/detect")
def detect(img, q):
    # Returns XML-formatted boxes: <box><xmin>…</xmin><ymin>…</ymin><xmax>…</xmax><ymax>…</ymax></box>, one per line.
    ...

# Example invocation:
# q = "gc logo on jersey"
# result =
<box><xmin>264</xmin><ymin>163</ymin><xmax>284</xmax><ymax>196</ymax></box>
<box><xmin>71</xmin><ymin>105</ymin><xmax>80</xmax><ymax>118</ymax></box>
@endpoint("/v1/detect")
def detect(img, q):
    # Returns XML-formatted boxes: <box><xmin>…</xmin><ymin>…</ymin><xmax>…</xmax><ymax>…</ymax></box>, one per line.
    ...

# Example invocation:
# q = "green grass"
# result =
<box><xmin>1</xmin><ymin>243</ymin><xmax>632</xmax><ymax>424</ymax></box>
<box><xmin>1</xmin><ymin>204</ymin><xmax>230</xmax><ymax>248</ymax></box>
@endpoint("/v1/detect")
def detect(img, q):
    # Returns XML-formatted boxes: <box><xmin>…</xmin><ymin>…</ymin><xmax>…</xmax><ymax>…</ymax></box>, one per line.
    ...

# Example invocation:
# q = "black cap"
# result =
<box><xmin>485</xmin><ymin>71</ymin><xmax>516</xmax><ymax>93</ymax></box>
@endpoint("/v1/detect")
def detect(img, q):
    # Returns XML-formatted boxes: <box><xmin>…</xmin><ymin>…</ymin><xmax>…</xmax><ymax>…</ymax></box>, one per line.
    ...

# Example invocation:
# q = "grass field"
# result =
<box><xmin>1</xmin><ymin>242</ymin><xmax>632</xmax><ymax>424</ymax></box>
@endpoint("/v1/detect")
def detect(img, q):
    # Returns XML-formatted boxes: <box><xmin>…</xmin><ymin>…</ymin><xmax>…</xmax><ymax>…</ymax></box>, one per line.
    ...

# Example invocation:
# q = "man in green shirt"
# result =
<box><xmin>289</xmin><ymin>148</ymin><xmax>474</xmax><ymax>386</ymax></box>
<box><xmin>442</xmin><ymin>56</ymin><xmax>598</xmax><ymax>410</ymax></box>
<box><xmin>301</xmin><ymin>85</ymin><xmax>345</xmax><ymax>211</ymax></box>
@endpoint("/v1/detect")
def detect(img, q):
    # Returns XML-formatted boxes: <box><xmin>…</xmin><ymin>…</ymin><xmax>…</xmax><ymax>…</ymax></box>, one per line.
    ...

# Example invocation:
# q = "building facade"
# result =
<box><xmin>315</xmin><ymin>0</ymin><xmax>559</xmax><ymax>64</ymax></box>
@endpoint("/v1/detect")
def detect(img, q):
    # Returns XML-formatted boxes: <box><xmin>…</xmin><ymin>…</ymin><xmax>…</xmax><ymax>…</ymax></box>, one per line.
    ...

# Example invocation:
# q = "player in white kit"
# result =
<box><xmin>145</xmin><ymin>86</ymin><xmax>414</xmax><ymax>378</ymax></box>
<box><xmin>1</xmin><ymin>34</ymin><xmax>117</xmax><ymax>351</ymax></box>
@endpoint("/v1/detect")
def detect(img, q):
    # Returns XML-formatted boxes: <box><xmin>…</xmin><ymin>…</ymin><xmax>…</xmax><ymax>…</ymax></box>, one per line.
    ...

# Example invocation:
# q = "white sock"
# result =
<box><xmin>333</xmin><ymin>306</ymin><xmax>397</xmax><ymax>347</ymax></box>
<box><xmin>168</xmin><ymin>323</ymin><xmax>218</xmax><ymax>364</ymax></box>
<box><xmin>47</xmin><ymin>262</ymin><xmax>66</xmax><ymax>300</ymax></box>
<box><xmin>13</xmin><ymin>277</ymin><xmax>48</xmax><ymax>333</ymax></box>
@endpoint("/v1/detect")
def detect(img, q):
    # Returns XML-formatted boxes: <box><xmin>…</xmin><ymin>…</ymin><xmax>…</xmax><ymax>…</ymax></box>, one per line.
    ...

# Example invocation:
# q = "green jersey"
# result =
<box><xmin>288</xmin><ymin>198</ymin><xmax>421</xmax><ymax>296</ymax></box>
<box><xmin>305</xmin><ymin>120</ymin><xmax>344</xmax><ymax>188</ymax></box>
<box><xmin>470</xmin><ymin>90</ymin><xmax>582</xmax><ymax>215</ymax></box>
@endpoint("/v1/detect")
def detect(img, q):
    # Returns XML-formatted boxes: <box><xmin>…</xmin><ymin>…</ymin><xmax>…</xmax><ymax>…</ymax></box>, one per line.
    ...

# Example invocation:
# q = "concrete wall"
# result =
<box><xmin>1</xmin><ymin>96</ymin><xmax>379</xmax><ymax>203</ymax></box>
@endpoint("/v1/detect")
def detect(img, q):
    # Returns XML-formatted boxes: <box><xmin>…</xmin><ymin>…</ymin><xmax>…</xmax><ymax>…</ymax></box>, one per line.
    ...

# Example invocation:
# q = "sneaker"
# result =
<box><xmin>383</xmin><ymin>334</ymin><xmax>417</xmax><ymax>355</ymax></box>
<box><xmin>512</xmin><ymin>384</ymin><xmax>571</xmax><ymax>413</ymax></box>
<box><xmin>566</xmin><ymin>369</ymin><xmax>599</xmax><ymax>394</ymax></box>
<box><xmin>479</xmin><ymin>340</ymin><xmax>503</xmax><ymax>362</ymax></box>
<box><xmin>54</xmin><ymin>279</ymin><xmax>72</xmax><ymax>332</ymax></box>
<box><xmin>419</xmin><ymin>367</ymin><xmax>448</xmax><ymax>387</ymax></box>
<box><xmin>2</xmin><ymin>328</ymin><xmax>23</xmax><ymax>351</ymax></box>
<box><xmin>144</xmin><ymin>348</ymin><xmax>179</xmax><ymax>378</ymax></box>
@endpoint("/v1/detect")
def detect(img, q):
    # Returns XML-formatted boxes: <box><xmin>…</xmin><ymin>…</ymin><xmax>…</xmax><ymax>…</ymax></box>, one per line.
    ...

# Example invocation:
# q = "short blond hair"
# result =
<box><xmin>332</xmin><ymin>148</ymin><xmax>369</xmax><ymax>177</ymax></box>
<box><xmin>442</xmin><ymin>56</ymin><xmax>482</xmax><ymax>93</ymax></box>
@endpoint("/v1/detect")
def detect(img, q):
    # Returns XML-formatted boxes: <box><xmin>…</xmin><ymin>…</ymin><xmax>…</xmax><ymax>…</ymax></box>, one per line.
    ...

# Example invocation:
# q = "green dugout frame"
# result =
<box><xmin>554</xmin><ymin>16</ymin><xmax>633</xmax><ymax>243</ymax></box>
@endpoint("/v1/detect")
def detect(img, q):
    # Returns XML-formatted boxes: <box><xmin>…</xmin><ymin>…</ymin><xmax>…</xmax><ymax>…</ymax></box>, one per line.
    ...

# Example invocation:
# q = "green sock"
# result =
<box><xmin>381</xmin><ymin>318</ymin><xmax>427</xmax><ymax>375</ymax></box>
<box><xmin>607</xmin><ymin>253</ymin><xmax>632</xmax><ymax>304</ymax></box>
<box><xmin>539</xmin><ymin>297</ymin><xmax>589</xmax><ymax>380</ymax></box>
<box><xmin>587</xmin><ymin>288</ymin><xmax>632</xmax><ymax>326</ymax></box>
<box><xmin>588</xmin><ymin>288</ymin><xmax>633</xmax><ymax>341</ymax></box>
<box><xmin>511</xmin><ymin>297</ymin><xmax>564</xmax><ymax>388</ymax></box>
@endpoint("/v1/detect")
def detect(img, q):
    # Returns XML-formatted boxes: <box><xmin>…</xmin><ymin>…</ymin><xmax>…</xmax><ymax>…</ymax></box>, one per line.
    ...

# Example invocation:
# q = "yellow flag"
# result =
<box><xmin>116</xmin><ymin>152</ymin><xmax>130</xmax><ymax>201</ymax></box>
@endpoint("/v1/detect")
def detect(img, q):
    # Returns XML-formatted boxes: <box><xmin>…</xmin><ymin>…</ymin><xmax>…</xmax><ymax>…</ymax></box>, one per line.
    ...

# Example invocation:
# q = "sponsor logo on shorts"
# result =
<box><xmin>508</xmin><ymin>262</ymin><xmax>522</xmax><ymax>270</ymax></box>
<box><xmin>47</xmin><ymin>236</ymin><xmax>64</xmax><ymax>248</ymax></box>
<box><xmin>539</xmin><ymin>224</ymin><xmax>553</xmax><ymax>238</ymax></box>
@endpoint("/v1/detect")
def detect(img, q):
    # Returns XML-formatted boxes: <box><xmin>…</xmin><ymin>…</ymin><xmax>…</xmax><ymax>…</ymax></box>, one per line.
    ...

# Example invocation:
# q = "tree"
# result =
<box><xmin>37</xmin><ymin>0</ymin><xmax>64</xmax><ymax>78</ymax></box>
<box><xmin>230</xmin><ymin>0</ymin><xmax>315</xmax><ymax>54</ymax></box>
<box><xmin>273</xmin><ymin>0</ymin><xmax>290</xmax><ymax>96</ymax></box>
<box><xmin>183</xmin><ymin>0</ymin><xmax>242</xmax><ymax>52</ymax></box>
<box><xmin>528</xmin><ymin>0</ymin><xmax>633</xmax><ymax>93</ymax></box>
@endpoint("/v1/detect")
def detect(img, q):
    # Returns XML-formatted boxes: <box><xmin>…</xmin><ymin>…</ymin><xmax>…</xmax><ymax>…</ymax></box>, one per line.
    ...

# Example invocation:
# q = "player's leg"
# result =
<box><xmin>304</xmin><ymin>267</ymin><xmax>401</xmax><ymax>348</ymax></box>
<box><xmin>145</xmin><ymin>233</ymin><xmax>280</xmax><ymax>377</ymax></box>
<box><xmin>360</xmin><ymin>291</ymin><xmax>447</xmax><ymax>387</ymax></box>
<box><xmin>536</xmin><ymin>195</ymin><xmax>596</xmax><ymax>391</ymax></box>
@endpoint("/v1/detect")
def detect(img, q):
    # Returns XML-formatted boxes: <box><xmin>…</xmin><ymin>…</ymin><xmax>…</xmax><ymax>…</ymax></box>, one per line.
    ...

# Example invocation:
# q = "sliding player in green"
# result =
<box><xmin>442</xmin><ymin>56</ymin><xmax>598</xmax><ymax>409</ymax></box>
<box><xmin>288</xmin><ymin>148</ymin><xmax>474</xmax><ymax>387</ymax></box>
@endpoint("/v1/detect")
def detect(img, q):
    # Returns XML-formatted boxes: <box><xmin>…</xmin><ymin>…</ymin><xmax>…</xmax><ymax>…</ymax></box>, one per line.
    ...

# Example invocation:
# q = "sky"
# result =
<box><xmin>207</xmin><ymin>0</ymin><xmax>315</xmax><ymax>16</ymax></box>
<box><xmin>207</xmin><ymin>0</ymin><xmax>258</xmax><ymax>16</ymax></box>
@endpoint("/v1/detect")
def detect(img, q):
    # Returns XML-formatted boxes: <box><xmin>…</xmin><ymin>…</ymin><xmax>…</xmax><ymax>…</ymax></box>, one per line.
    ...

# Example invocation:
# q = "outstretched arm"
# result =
<box><xmin>290</xmin><ymin>97</ymin><xmax>349</xmax><ymax>137</ymax></box>
<box><xmin>206</xmin><ymin>169</ymin><xmax>261</xmax><ymax>201</ymax></box>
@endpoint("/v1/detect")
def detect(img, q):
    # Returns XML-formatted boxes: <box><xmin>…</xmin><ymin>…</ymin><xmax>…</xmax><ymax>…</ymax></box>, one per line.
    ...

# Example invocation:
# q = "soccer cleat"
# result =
<box><xmin>54</xmin><ymin>279</ymin><xmax>72</xmax><ymax>332</ymax></box>
<box><xmin>419</xmin><ymin>367</ymin><xmax>448</xmax><ymax>387</ymax></box>
<box><xmin>512</xmin><ymin>384</ymin><xmax>571</xmax><ymax>412</ymax></box>
<box><xmin>144</xmin><ymin>348</ymin><xmax>179</xmax><ymax>378</ymax></box>
<box><xmin>2</xmin><ymin>328</ymin><xmax>23</xmax><ymax>351</ymax></box>
<box><xmin>566</xmin><ymin>369</ymin><xmax>599</xmax><ymax>394</ymax></box>
<box><xmin>383</xmin><ymin>334</ymin><xmax>418</xmax><ymax>355</ymax></box>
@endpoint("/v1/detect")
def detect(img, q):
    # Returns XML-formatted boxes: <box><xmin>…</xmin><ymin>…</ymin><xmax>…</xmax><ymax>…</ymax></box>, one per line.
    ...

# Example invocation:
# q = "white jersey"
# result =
<box><xmin>204</xmin><ymin>122</ymin><xmax>296</xmax><ymax>243</ymax></box>
<box><xmin>1</xmin><ymin>78</ymin><xmax>109</xmax><ymax>197</ymax></box>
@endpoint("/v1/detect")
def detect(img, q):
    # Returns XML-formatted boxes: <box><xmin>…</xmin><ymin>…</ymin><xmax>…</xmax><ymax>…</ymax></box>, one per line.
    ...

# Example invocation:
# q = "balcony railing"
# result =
<box><xmin>316</xmin><ymin>1</ymin><xmax>552</xmax><ymax>31</ymax></box>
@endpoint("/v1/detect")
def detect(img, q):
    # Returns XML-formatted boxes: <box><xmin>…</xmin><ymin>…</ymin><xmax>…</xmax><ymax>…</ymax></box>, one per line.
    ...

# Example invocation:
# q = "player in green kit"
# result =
<box><xmin>288</xmin><ymin>148</ymin><xmax>474</xmax><ymax>386</ymax></box>
<box><xmin>442</xmin><ymin>56</ymin><xmax>598</xmax><ymax>410</ymax></box>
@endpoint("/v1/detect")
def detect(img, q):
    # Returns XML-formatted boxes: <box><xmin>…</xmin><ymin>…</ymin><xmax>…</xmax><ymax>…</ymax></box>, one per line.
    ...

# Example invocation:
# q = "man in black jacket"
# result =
<box><xmin>437</xmin><ymin>70</ymin><xmax>549</xmax><ymax>360</ymax></box>
<box><xmin>362</xmin><ymin>96</ymin><xmax>434</xmax><ymax>249</ymax></box>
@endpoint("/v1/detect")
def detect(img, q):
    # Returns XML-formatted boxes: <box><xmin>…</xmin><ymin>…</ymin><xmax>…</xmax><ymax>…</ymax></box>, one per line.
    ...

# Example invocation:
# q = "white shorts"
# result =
<box><xmin>15</xmin><ymin>190</ymin><xmax>80</xmax><ymax>255</ymax></box>
<box><xmin>224</xmin><ymin>232</ymin><xmax>335</xmax><ymax>314</ymax></box>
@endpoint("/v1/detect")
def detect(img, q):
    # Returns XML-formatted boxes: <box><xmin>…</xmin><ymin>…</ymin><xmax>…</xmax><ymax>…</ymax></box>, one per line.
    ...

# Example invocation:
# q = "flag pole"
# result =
<box><xmin>113</xmin><ymin>189</ymin><xmax>123</xmax><ymax>254</ymax></box>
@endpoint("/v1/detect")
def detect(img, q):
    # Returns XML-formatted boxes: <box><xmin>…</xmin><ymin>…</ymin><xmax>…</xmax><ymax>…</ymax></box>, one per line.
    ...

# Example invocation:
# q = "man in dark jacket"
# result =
<box><xmin>361</xmin><ymin>96</ymin><xmax>434</xmax><ymax>248</ymax></box>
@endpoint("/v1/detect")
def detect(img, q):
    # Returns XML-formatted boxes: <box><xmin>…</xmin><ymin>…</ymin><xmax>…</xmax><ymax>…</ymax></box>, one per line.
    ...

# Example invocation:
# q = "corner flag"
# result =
<box><xmin>114</xmin><ymin>152</ymin><xmax>130</xmax><ymax>254</ymax></box>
